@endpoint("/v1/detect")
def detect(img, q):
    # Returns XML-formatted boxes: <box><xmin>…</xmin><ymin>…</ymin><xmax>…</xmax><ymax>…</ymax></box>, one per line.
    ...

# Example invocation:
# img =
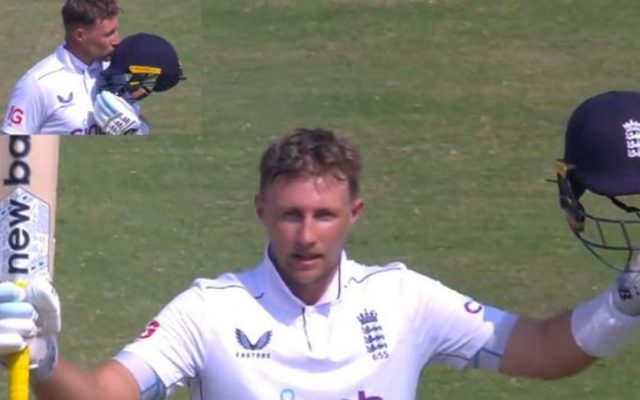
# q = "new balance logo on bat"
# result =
<box><xmin>3</xmin><ymin>136</ymin><xmax>31</xmax><ymax>186</ymax></box>
<box><xmin>1</xmin><ymin>136</ymin><xmax>49</xmax><ymax>277</ymax></box>
<box><xmin>3</xmin><ymin>195</ymin><xmax>30</xmax><ymax>274</ymax></box>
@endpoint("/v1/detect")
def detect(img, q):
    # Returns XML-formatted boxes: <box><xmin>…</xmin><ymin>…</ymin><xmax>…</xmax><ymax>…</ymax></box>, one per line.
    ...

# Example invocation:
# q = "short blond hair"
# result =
<box><xmin>259</xmin><ymin>128</ymin><xmax>362</xmax><ymax>198</ymax></box>
<box><xmin>62</xmin><ymin>0</ymin><xmax>119</xmax><ymax>29</ymax></box>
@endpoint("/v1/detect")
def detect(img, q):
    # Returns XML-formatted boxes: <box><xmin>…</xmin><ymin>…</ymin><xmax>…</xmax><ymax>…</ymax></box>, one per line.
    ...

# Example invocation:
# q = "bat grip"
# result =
<box><xmin>7</xmin><ymin>280</ymin><xmax>29</xmax><ymax>400</ymax></box>
<box><xmin>7</xmin><ymin>347</ymin><xmax>30</xmax><ymax>400</ymax></box>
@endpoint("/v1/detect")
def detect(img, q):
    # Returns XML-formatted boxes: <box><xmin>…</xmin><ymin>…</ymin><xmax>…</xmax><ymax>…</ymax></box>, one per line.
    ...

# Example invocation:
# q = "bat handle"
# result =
<box><xmin>7</xmin><ymin>347</ymin><xmax>29</xmax><ymax>400</ymax></box>
<box><xmin>7</xmin><ymin>280</ymin><xmax>29</xmax><ymax>400</ymax></box>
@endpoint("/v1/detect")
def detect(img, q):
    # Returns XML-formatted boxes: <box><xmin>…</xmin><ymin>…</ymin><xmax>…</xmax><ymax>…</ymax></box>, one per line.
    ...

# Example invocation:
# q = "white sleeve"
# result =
<box><xmin>2</xmin><ymin>73</ymin><xmax>47</xmax><ymax>134</ymax></box>
<box><xmin>114</xmin><ymin>352</ymin><xmax>168</xmax><ymax>400</ymax></box>
<box><xmin>116</xmin><ymin>284</ymin><xmax>207</xmax><ymax>392</ymax></box>
<box><xmin>467</xmin><ymin>305</ymin><xmax>517</xmax><ymax>371</ymax></box>
<box><xmin>405</xmin><ymin>270</ymin><xmax>514</xmax><ymax>370</ymax></box>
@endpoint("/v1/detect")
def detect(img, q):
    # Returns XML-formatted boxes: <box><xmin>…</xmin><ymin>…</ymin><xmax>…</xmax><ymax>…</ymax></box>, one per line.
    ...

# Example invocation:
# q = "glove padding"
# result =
<box><xmin>94</xmin><ymin>91</ymin><xmax>146</xmax><ymax>136</ymax></box>
<box><xmin>614</xmin><ymin>251</ymin><xmax>640</xmax><ymax>316</ymax></box>
<box><xmin>0</xmin><ymin>277</ymin><xmax>60</xmax><ymax>382</ymax></box>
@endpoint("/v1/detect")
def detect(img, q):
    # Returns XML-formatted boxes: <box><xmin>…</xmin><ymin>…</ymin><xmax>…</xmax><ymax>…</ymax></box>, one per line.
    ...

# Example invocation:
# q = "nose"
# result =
<box><xmin>112</xmin><ymin>33</ymin><xmax>120</xmax><ymax>47</ymax></box>
<box><xmin>297</xmin><ymin>218</ymin><xmax>317</xmax><ymax>247</ymax></box>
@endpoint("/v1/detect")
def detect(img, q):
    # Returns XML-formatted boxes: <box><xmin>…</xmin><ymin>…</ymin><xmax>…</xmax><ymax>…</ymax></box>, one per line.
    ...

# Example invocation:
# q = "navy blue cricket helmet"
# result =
<box><xmin>556</xmin><ymin>91</ymin><xmax>640</xmax><ymax>269</ymax></box>
<box><xmin>100</xmin><ymin>33</ymin><xmax>185</xmax><ymax>102</ymax></box>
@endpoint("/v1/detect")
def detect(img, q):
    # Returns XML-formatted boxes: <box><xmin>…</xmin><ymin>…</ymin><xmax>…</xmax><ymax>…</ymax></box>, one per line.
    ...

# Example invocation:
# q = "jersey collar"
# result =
<box><xmin>259</xmin><ymin>244</ymin><xmax>347</xmax><ymax>309</ymax></box>
<box><xmin>56</xmin><ymin>43</ymin><xmax>104</xmax><ymax>75</ymax></box>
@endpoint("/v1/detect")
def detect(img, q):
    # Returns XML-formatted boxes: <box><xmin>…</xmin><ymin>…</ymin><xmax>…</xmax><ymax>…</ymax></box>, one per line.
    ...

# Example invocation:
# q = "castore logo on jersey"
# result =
<box><xmin>235</xmin><ymin>328</ymin><xmax>272</xmax><ymax>359</ymax></box>
<box><xmin>57</xmin><ymin>92</ymin><xmax>74</xmax><ymax>105</ymax></box>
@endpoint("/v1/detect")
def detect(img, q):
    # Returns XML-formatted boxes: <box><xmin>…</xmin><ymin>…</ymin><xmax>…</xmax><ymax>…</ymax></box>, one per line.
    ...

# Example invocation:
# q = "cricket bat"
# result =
<box><xmin>0</xmin><ymin>135</ymin><xmax>59</xmax><ymax>400</ymax></box>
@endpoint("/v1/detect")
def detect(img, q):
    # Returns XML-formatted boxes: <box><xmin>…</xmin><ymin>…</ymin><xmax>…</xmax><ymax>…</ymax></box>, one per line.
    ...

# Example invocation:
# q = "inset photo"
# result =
<box><xmin>1</xmin><ymin>0</ymin><xmax>199</xmax><ymax>135</ymax></box>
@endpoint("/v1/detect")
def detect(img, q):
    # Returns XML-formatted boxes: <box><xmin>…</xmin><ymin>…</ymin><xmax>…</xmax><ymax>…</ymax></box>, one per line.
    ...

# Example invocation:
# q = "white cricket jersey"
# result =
<box><xmin>117</xmin><ymin>250</ymin><xmax>503</xmax><ymax>400</ymax></box>
<box><xmin>2</xmin><ymin>43</ymin><xmax>107</xmax><ymax>135</ymax></box>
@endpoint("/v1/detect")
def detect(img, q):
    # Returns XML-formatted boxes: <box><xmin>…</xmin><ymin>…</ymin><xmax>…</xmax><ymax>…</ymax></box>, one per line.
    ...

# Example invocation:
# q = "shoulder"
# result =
<box><xmin>154</xmin><ymin>269</ymin><xmax>263</xmax><ymax>323</ymax></box>
<box><xmin>191</xmin><ymin>274</ymin><xmax>245</xmax><ymax>293</ymax></box>
<box><xmin>148</xmin><ymin>272</ymin><xmax>257</xmax><ymax>323</ymax></box>
<box><xmin>343</xmin><ymin>258</ymin><xmax>463</xmax><ymax>308</ymax></box>
<box><xmin>10</xmin><ymin>52</ymin><xmax>64</xmax><ymax>98</ymax></box>
<box><xmin>25</xmin><ymin>51</ymin><xmax>66</xmax><ymax>82</ymax></box>
<box><xmin>343</xmin><ymin>259</ymin><xmax>406</xmax><ymax>285</ymax></box>
<box><xmin>188</xmin><ymin>267</ymin><xmax>263</xmax><ymax>299</ymax></box>
<box><xmin>343</xmin><ymin>259</ymin><xmax>440</xmax><ymax>289</ymax></box>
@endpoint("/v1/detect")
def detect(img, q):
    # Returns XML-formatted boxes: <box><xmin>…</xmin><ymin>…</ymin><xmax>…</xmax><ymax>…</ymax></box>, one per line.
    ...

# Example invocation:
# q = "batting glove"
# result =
<box><xmin>0</xmin><ymin>277</ymin><xmax>60</xmax><ymax>383</ymax></box>
<box><xmin>94</xmin><ymin>91</ymin><xmax>147</xmax><ymax>136</ymax></box>
<box><xmin>613</xmin><ymin>252</ymin><xmax>640</xmax><ymax>316</ymax></box>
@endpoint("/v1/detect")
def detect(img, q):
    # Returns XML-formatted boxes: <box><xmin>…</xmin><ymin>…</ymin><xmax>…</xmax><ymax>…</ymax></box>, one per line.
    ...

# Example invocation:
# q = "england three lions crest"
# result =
<box><xmin>357</xmin><ymin>309</ymin><xmax>389</xmax><ymax>361</ymax></box>
<box><xmin>623</xmin><ymin>119</ymin><xmax>640</xmax><ymax>158</ymax></box>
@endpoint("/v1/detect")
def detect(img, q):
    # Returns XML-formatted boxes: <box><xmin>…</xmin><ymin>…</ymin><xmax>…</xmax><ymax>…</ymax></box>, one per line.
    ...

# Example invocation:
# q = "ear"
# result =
<box><xmin>349</xmin><ymin>197</ymin><xmax>364</xmax><ymax>224</ymax></box>
<box><xmin>255</xmin><ymin>193</ymin><xmax>265</xmax><ymax>221</ymax></box>
<box><xmin>69</xmin><ymin>26</ymin><xmax>87</xmax><ymax>43</ymax></box>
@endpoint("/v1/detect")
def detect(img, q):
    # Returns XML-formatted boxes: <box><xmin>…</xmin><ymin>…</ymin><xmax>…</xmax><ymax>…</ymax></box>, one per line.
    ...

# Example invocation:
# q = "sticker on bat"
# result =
<box><xmin>0</xmin><ymin>187</ymin><xmax>50</xmax><ymax>278</ymax></box>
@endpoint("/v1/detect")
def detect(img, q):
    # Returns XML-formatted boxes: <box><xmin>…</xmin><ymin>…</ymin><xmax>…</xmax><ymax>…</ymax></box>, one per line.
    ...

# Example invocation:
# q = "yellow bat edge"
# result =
<box><xmin>7</xmin><ymin>348</ymin><xmax>29</xmax><ymax>399</ymax></box>
<box><xmin>8</xmin><ymin>280</ymin><xmax>29</xmax><ymax>399</ymax></box>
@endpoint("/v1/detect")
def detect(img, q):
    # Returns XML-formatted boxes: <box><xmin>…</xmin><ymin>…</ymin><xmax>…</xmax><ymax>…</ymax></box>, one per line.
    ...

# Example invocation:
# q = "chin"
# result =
<box><xmin>291</xmin><ymin>274</ymin><xmax>322</xmax><ymax>288</ymax></box>
<box><xmin>285</xmin><ymin>265</ymin><xmax>318</xmax><ymax>279</ymax></box>
<box><xmin>290</xmin><ymin>259</ymin><xmax>323</xmax><ymax>272</ymax></box>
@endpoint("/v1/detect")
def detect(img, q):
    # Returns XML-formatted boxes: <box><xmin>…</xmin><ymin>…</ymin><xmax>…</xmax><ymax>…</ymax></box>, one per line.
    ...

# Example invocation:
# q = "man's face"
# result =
<box><xmin>79</xmin><ymin>17</ymin><xmax>120</xmax><ymax>62</ymax></box>
<box><xmin>255</xmin><ymin>174</ymin><xmax>363</xmax><ymax>303</ymax></box>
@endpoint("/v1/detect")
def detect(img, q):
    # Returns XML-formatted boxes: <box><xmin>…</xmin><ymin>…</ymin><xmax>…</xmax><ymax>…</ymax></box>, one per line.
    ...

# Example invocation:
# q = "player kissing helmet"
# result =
<box><xmin>100</xmin><ymin>32</ymin><xmax>186</xmax><ymax>103</ymax></box>
<box><xmin>556</xmin><ymin>91</ymin><xmax>640</xmax><ymax>270</ymax></box>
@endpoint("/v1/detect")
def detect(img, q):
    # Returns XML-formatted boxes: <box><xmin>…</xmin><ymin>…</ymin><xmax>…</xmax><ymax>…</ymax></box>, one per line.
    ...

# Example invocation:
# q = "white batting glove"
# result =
<box><xmin>613</xmin><ymin>252</ymin><xmax>640</xmax><ymax>316</ymax></box>
<box><xmin>0</xmin><ymin>277</ymin><xmax>61</xmax><ymax>383</ymax></box>
<box><xmin>94</xmin><ymin>91</ymin><xmax>146</xmax><ymax>136</ymax></box>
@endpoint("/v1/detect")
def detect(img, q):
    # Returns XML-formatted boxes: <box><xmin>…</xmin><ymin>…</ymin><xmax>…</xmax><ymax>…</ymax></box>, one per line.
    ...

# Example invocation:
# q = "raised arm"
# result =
<box><xmin>499</xmin><ymin>311</ymin><xmax>595</xmax><ymax>379</ymax></box>
<box><xmin>34</xmin><ymin>359</ymin><xmax>140</xmax><ymax>400</ymax></box>
<box><xmin>498</xmin><ymin>265</ymin><xmax>640</xmax><ymax>379</ymax></box>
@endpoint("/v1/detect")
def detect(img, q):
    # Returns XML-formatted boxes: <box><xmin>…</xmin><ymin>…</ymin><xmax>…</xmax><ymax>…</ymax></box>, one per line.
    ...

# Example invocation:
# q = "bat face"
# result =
<box><xmin>0</xmin><ymin>134</ymin><xmax>59</xmax><ymax>400</ymax></box>
<box><xmin>3</xmin><ymin>136</ymin><xmax>31</xmax><ymax>186</ymax></box>
<box><xmin>0</xmin><ymin>136</ymin><xmax>58</xmax><ymax>282</ymax></box>
<box><xmin>1</xmin><ymin>188</ymin><xmax>51</xmax><ymax>278</ymax></box>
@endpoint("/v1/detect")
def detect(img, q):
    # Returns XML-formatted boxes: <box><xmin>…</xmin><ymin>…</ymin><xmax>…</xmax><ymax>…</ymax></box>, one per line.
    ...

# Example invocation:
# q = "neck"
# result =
<box><xmin>268</xmin><ymin>247</ymin><xmax>340</xmax><ymax>306</ymax></box>
<box><xmin>64</xmin><ymin>40</ymin><xmax>94</xmax><ymax>66</ymax></box>
<box><xmin>288</xmin><ymin>275</ymin><xmax>336</xmax><ymax>306</ymax></box>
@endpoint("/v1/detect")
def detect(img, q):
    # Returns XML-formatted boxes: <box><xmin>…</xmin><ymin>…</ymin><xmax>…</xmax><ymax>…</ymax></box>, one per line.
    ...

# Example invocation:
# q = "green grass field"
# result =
<box><xmin>4</xmin><ymin>0</ymin><xmax>640</xmax><ymax>398</ymax></box>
